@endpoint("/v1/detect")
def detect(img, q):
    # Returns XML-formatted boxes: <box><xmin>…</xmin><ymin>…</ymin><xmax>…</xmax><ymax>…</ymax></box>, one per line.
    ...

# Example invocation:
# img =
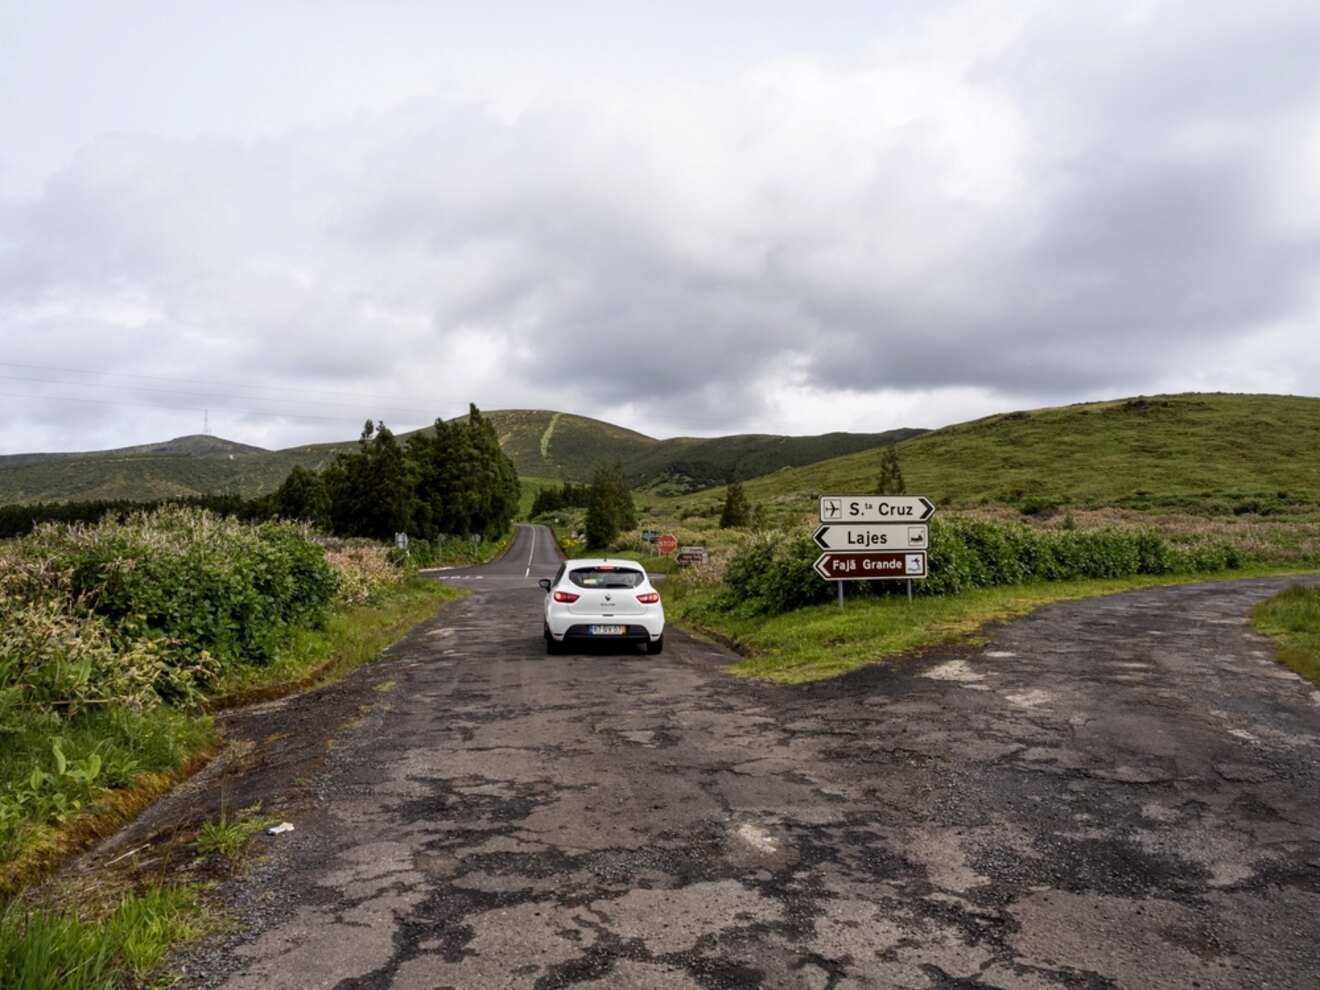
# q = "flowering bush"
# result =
<box><xmin>324</xmin><ymin>543</ymin><xmax>400</xmax><ymax>607</ymax></box>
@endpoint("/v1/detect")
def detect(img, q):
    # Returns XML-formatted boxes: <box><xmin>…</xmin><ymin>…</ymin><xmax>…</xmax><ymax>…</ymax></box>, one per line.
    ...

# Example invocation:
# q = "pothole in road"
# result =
<box><xmin>922</xmin><ymin>660</ymin><xmax>986</xmax><ymax>683</ymax></box>
<box><xmin>733</xmin><ymin>822</ymin><xmax>779</xmax><ymax>855</ymax></box>
<box><xmin>1004</xmin><ymin>689</ymin><xmax>1054</xmax><ymax>708</ymax></box>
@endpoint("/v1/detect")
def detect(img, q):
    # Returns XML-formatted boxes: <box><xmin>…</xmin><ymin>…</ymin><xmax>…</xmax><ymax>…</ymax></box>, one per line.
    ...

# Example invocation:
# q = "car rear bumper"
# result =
<box><xmin>560</xmin><ymin>623</ymin><xmax>656</xmax><ymax>642</ymax></box>
<box><xmin>547</xmin><ymin>610</ymin><xmax>665</xmax><ymax>640</ymax></box>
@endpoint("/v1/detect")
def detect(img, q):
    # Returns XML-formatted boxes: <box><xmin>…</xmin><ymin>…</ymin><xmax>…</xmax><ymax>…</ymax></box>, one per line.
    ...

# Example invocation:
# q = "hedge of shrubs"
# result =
<box><xmin>0</xmin><ymin>507</ymin><xmax>349</xmax><ymax>723</ymax></box>
<box><xmin>0</xmin><ymin>507</ymin><xmax>411</xmax><ymax>862</ymax></box>
<box><xmin>718</xmin><ymin>516</ymin><xmax>1243</xmax><ymax>616</ymax></box>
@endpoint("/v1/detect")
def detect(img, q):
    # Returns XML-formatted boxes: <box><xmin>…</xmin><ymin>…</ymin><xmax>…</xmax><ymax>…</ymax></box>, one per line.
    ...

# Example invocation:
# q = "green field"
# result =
<box><xmin>675</xmin><ymin>393</ymin><xmax>1320</xmax><ymax>517</ymax></box>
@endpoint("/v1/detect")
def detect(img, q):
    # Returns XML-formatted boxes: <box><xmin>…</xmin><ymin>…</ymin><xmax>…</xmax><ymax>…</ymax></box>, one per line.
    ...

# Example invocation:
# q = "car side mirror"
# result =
<box><xmin>538</xmin><ymin>578</ymin><xmax>552</xmax><ymax>593</ymax></box>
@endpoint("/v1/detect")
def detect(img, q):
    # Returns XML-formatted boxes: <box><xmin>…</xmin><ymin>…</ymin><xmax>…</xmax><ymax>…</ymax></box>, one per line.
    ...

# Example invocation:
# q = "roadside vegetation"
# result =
<box><xmin>1251</xmin><ymin>585</ymin><xmax>1320</xmax><ymax>686</ymax></box>
<box><xmin>0</xmin><ymin>504</ymin><xmax>468</xmax><ymax>985</ymax></box>
<box><xmin>1</xmin><ymin>882</ymin><xmax>206</xmax><ymax>990</ymax></box>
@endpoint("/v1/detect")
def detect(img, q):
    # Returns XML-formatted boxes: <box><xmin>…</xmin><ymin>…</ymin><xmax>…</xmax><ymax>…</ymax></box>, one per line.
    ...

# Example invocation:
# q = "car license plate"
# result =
<box><xmin>588</xmin><ymin>624</ymin><xmax>626</xmax><ymax>636</ymax></box>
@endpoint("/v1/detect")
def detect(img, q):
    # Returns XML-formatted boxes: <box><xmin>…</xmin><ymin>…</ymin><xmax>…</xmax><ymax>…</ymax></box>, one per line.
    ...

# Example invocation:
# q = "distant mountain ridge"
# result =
<box><xmin>0</xmin><ymin>435</ymin><xmax>268</xmax><ymax>468</ymax></box>
<box><xmin>0</xmin><ymin>411</ymin><xmax>922</xmax><ymax>505</ymax></box>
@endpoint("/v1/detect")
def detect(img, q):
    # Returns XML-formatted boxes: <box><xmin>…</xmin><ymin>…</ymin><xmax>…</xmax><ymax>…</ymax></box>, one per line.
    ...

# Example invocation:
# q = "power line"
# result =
<box><xmin>0</xmin><ymin>361</ymin><xmax>441</xmax><ymax>406</ymax></box>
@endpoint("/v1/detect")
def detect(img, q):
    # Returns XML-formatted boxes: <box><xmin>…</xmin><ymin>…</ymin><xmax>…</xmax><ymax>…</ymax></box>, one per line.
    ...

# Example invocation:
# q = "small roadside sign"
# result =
<box><xmin>394</xmin><ymin>532</ymin><xmax>409</xmax><ymax>549</ymax></box>
<box><xmin>812</xmin><ymin>551</ymin><xmax>927</xmax><ymax>581</ymax></box>
<box><xmin>676</xmin><ymin>545</ymin><xmax>708</xmax><ymax>566</ymax></box>
<box><xmin>656</xmin><ymin>534</ymin><xmax>679</xmax><ymax>554</ymax></box>
<box><xmin>641</xmin><ymin>529</ymin><xmax>659</xmax><ymax>543</ymax></box>
<box><xmin>819</xmin><ymin>495</ymin><xmax>935</xmax><ymax>523</ymax></box>
<box><xmin>813</xmin><ymin>524</ymin><xmax>927</xmax><ymax>551</ymax></box>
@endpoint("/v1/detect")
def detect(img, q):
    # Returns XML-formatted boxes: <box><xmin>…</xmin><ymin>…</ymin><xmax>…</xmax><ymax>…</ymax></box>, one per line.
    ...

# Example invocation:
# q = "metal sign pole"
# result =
<box><xmin>838</xmin><ymin>581</ymin><xmax>845</xmax><ymax>609</ymax></box>
<box><xmin>907</xmin><ymin>579</ymin><xmax>913</xmax><ymax>603</ymax></box>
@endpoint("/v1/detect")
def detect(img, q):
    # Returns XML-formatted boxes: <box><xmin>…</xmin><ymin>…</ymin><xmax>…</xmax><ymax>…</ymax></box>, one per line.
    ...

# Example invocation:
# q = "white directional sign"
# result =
<box><xmin>813</xmin><ymin>524</ymin><xmax>928</xmax><ymax>551</ymax></box>
<box><xmin>819</xmin><ymin>495</ymin><xmax>935</xmax><ymax>523</ymax></box>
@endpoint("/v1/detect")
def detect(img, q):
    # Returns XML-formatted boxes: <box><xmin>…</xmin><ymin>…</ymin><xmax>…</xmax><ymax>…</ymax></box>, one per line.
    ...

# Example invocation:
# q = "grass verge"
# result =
<box><xmin>1250</xmin><ymin>584</ymin><xmax>1320</xmax><ymax>686</ymax></box>
<box><xmin>207</xmin><ymin>574</ymin><xmax>462</xmax><ymax>705</ymax></box>
<box><xmin>2</xmin><ymin>576</ymin><xmax>462</xmax><ymax>899</ymax></box>
<box><xmin>672</xmin><ymin>564</ymin><xmax>1317</xmax><ymax>683</ymax></box>
<box><xmin>1</xmin><ymin>882</ymin><xmax>208</xmax><ymax>990</ymax></box>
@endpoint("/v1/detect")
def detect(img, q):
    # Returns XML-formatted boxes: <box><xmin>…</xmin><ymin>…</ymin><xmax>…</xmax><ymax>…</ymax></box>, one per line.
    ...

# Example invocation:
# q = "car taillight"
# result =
<box><xmin>553</xmin><ymin>590</ymin><xmax>580</xmax><ymax>603</ymax></box>
<box><xmin>636</xmin><ymin>591</ymin><xmax>661</xmax><ymax>604</ymax></box>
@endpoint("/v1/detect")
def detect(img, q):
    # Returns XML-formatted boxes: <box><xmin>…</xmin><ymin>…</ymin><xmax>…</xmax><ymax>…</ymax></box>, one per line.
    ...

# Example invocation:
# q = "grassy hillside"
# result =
<box><xmin>14</xmin><ymin>392</ymin><xmax>1311</xmax><ymax>512</ymax></box>
<box><xmin>0</xmin><ymin>411</ymin><xmax>916</xmax><ymax>505</ymax></box>
<box><xmin>711</xmin><ymin>393</ymin><xmax>1320</xmax><ymax>515</ymax></box>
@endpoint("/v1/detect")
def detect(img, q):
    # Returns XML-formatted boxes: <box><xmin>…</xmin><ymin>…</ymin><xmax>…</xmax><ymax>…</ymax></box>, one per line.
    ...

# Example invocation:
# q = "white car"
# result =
<box><xmin>540</xmin><ymin>558</ymin><xmax>665</xmax><ymax>654</ymax></box>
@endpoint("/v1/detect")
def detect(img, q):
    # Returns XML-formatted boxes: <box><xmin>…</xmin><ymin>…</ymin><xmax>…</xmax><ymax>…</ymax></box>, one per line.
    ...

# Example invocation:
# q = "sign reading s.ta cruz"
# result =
<box><xmin>819</xmin><ymin>495</ymin><xmax>935</xmax><ymax>523</ymax></box>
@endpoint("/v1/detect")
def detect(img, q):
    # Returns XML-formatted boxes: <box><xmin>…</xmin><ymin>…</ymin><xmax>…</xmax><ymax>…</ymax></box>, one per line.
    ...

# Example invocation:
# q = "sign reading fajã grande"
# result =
<box><xmin>813</xmin><ymin>551</ymin><xmax>927</xmax><ymax>580</ymax></box>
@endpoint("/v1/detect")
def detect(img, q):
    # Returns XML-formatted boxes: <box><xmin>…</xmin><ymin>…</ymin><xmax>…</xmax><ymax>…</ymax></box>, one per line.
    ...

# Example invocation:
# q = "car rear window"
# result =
<box><xmin>569</xmin><ymin>566</ymin><xmax>645</xmax><ymax>589</ymax></box>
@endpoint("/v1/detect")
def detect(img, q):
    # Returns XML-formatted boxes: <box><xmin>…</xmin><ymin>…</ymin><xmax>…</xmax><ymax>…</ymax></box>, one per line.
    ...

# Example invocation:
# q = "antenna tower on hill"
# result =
<box><xmin>203</xmin><ymin>409</ymin><xmax>211</xmax><ymax>435</ymax></box>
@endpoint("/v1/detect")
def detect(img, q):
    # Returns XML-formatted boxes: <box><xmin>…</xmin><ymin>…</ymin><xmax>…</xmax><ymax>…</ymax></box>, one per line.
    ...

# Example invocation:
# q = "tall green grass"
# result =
<box><xmin>1</xmin><ymin>885</ymin><xmax>204</xmax><ymax>989</ymax></box>
<box><xmin>1251</xmin><ymin>585</ymin><xmax>1320</xmax><ymax>685</ymax></box>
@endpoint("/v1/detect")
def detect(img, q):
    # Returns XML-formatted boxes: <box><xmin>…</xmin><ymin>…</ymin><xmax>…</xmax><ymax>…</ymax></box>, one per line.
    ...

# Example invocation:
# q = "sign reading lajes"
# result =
<box><xmin>814</xmin><ymin>496</ymin><xmax>935</xmax><ymax>590</ymax></box>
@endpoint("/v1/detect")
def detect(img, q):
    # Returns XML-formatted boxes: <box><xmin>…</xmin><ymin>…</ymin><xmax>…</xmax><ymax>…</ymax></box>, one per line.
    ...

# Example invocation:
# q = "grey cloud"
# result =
<box><xmin>1</xmin><ymin>0</ymin><xmax>1318</xmax><ymax>452</ymax></box>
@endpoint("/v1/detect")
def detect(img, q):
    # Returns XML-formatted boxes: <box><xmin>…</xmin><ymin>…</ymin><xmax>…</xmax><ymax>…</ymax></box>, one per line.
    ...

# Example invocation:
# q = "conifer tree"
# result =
<box><xmin>584</xmin><ymin>460</ymin><xmax>634</xmax><ymax>548</ymax></box>
<box><xmin>877</xmin><ymin>446</ymin><xmax>906</xmax><ymax>496</ymax></box>
<box><xmin>273</xmin><ymin>465</ymin><xmax>330</xmax><ymax>529</ymax></box>
<box><xmin>719</xmin><ymin>480</ymin><xmax>751</xmax><ymax>528</ymax></box>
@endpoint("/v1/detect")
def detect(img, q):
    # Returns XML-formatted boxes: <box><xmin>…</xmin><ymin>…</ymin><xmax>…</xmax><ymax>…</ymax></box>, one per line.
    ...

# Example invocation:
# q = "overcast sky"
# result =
<box><xmin>1</xmin><ymin>0</ymin><xmax>1317</xmax><ymax>453</ymax></box>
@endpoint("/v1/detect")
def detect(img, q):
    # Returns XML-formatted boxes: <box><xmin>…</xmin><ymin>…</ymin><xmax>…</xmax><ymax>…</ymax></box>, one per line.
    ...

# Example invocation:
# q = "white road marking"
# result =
<box><xmin>525</xmin><ymin>527</ymin><xmax>536</xmax><ymax>578</ymax></box>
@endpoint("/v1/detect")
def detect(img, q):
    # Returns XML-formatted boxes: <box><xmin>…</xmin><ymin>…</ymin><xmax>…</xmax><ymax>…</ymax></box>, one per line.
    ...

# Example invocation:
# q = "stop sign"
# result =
<box><xmin>656</xmin><ymin>533</ymin><xmax>678</xmax><ymax>554</ymax></box>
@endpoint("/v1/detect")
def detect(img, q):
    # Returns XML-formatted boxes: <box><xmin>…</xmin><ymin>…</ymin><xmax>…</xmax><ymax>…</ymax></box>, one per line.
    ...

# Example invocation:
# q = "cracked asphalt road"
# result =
<box><xmin>179</xmin><ymin>525</ymin><xmax>1320</xmax><ymax>989</ymax></box>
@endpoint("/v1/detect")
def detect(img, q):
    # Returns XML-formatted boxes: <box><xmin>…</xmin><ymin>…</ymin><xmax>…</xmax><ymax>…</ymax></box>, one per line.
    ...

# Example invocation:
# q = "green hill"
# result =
<box><xmin>0</xmin><ymin>412</ymin><xmax>918</xmax><ymax>505</ymax></box>
<box><xmin>722</xmin><ymin>393</ymin><xmax>1320</xmax><ymax>514</ymax></box>
<box><xmin>487</xmin><ymin>410</ymin><xmax>919</xmax><ymax>490</ymax></box>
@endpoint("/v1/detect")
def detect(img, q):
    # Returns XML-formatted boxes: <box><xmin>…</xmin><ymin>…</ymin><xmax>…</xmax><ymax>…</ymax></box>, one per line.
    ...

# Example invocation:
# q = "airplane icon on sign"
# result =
<box><xmin>821</xmin><ymin>498</ymin><xmax>842</xmax><ymax>520</ymax></box>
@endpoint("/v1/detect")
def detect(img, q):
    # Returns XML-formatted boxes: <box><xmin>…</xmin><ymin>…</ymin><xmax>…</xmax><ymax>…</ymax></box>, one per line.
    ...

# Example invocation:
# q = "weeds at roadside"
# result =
<box><xmin>0</xmin><ymin>883</ymin><xmax>208</xmax><ymax>989</ymax></box>
<box><xmin>1251</xmin><ymin>584</ymin><xmax>1320</xmax><ymax>685</ymax></box>
<box><xmin>191</xmin><ymin>803</ymin><xmax>276</xmax><ymax>863</ymax></box>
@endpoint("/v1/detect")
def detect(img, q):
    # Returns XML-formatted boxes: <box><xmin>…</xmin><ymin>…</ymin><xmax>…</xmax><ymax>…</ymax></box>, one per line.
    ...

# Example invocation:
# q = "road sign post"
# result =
<box><xmin>814</xmin><ymin>495</ymin><xmax>936</xmax><ymax>604</ymax></box>
<box><xmin>676</xmin><ymin>546</ymin><xmax>708</xmax><ymax>567</ymax></box>
<box><xmin>656</xmin><ymin>534</ymin><xmax>678</xmax><ymax>555</ymax></box>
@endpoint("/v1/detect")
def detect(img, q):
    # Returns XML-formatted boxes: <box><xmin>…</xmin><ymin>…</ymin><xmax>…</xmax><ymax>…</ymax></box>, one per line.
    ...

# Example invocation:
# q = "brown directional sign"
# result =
<box><xmin>812</xmin><ymin>551</ymin><xmax>928</xmax><ymax>581</ymax></box>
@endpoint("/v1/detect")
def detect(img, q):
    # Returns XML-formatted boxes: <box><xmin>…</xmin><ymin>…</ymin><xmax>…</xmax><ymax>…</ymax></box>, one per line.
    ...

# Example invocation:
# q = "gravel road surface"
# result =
<box><xmin>174</xmin><ymin>524</ymin><xmax>1320</xmax><ymax>989</ymax></box>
